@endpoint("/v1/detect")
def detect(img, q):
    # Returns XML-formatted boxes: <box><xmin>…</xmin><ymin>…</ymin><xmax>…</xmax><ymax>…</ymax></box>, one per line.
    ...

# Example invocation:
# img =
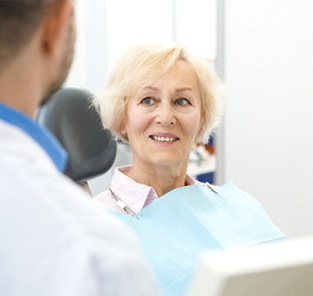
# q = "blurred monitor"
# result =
<box><xmin>188</xmin><ymin>237</ymin><xmax>313</xmax><ymax>296</ymax></box>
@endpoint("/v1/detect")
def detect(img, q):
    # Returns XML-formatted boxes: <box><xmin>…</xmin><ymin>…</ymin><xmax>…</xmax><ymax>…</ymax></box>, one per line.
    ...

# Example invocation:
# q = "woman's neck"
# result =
<box><xmin>127</xmin><ymin>161</ymin><xmax>188</xmax><ymax>197</ymax></box>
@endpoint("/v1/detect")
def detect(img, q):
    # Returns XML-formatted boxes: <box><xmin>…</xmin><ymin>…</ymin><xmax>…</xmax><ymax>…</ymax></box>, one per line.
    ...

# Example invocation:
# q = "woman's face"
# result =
<box><xmin>122</xmin><ymin>60</ymin><xmax>202</xmax><ymax>170</ymax></box>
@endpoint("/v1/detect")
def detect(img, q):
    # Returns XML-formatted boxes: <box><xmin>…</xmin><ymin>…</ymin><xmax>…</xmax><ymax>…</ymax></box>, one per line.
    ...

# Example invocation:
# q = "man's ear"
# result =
<box><xmin>40</xmin><ymin>1</ymin><xmax>75</xmax><ymax>56</ymax></box>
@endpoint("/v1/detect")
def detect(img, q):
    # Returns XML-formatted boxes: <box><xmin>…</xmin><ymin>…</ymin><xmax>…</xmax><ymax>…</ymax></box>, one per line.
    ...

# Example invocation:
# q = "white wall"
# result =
<box><xmin>220</xmin><ymin>0</ymin><xmax>313</xmax><ymax>238</ymax></box>
<box><xmin>67</xmin><ymin>0</ymin><xmax>217</xmax><ymax>94</ymax></box>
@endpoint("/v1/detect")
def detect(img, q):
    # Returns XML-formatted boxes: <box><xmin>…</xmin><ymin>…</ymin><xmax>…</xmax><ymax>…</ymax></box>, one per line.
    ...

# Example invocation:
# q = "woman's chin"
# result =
<box><xmin>149</xmin><ymin>155</ymin><xmax>187</xmax><ymax>169</ymax></box>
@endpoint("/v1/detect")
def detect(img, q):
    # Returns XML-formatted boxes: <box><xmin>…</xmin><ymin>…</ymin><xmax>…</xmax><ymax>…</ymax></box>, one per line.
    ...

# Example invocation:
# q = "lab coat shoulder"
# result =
<box><xmin>0</xmin><ymin>120</ymin><xmax>159</xmax><ymax>296</ymax></box>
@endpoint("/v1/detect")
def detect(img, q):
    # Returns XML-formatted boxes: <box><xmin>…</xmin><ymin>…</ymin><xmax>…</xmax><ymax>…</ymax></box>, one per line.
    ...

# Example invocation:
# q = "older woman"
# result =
<box><xmin>94</xmin><ymin>44</ymin><xmax>222</xmax><ymax>207</ymax></box>
<box><xmin>93</xmin><ymin>44</ymin><xmax>284</xmax><ymax>296</ymax></box>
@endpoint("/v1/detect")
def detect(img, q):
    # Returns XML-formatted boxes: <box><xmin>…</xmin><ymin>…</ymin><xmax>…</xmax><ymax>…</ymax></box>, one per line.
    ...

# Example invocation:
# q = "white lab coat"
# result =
<box><xmin>0</xmin><ymin>119</ymin><xmax>159</xmax><ymax>296</ymax></box>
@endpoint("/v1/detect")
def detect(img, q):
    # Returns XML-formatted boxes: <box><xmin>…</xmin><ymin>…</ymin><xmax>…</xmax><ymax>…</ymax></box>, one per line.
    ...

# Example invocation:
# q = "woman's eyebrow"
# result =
<box><xmin>140</xmin><ymin>86</ymin><xmax>158</xmax><ymax>91</ymax></box>
<box><xmin>140</xmin><ymin>86</ymin><xmax>193</xmax><ymax>92</ymax></box>
<box><xmin>175</xmin><ymin>87</ymin><xmax>193</xmax><ymax>92</ymax></box>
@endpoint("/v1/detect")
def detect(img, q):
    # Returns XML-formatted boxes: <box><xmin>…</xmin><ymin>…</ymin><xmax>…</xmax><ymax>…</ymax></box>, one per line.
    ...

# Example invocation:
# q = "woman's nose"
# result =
<box><xmin>155</xmin><ymin>102</ymin><xmax>176</xmax><ymax>126</ymax></box>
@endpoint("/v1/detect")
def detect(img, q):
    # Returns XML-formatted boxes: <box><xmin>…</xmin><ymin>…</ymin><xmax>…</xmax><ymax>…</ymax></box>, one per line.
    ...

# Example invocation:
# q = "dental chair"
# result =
<box><xmin>36</xmin><ymin>86</ymin><xmax>117</xmax><ymax>194</ymax></box>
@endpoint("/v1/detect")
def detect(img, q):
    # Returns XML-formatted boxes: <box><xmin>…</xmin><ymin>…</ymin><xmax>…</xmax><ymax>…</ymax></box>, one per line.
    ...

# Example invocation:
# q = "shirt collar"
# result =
<box><xmin>110</xmin><ymin>165</ymin><xmax>198</xmax><ymax>213</ymax></box>
<box><xmin>0</xmin><ymin>103</ymin><xmax>68</xmax><ymax>172</ymax></box>
<box><xmin>110</xmin><ymin>165</ymin><xmax>156</xmax><ymax>213</ymax></box>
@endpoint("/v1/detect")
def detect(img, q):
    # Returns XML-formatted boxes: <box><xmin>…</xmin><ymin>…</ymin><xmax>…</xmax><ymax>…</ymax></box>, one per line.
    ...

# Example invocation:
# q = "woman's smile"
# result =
<box><xmin>151</xmin><ymin>136</ymin><xmax>177</xmax><ymax>142</ymax></box>
<box><xmin>150</xmin><ymin>133</ymin><xmax>179</xmax><ymax>143</ymax></box>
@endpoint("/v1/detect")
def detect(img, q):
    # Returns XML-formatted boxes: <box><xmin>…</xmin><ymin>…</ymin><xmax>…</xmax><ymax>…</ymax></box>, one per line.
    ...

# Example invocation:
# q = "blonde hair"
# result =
<box><xmin>94</xmin><ymin>43</ymin><xmax>223</xmax><ymax>143</ymax></box>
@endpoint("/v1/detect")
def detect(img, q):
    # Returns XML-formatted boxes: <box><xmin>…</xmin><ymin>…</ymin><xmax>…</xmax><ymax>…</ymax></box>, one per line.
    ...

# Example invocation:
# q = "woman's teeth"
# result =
<box><xmin>152</xmin><ymin>136</ymin><xmax>177</xmax><ymax>142</ymax></box>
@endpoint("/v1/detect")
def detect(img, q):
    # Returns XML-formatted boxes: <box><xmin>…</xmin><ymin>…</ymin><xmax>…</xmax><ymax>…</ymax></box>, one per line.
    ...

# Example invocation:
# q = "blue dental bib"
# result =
<box><xmin>114</xmin><ymin>183</ymin><xmax>285</xmax><ymax>296</ymax></box>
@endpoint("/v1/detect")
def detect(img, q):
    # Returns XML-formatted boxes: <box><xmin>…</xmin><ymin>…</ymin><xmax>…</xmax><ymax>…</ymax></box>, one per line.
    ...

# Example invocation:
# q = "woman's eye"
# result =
<box><xmin>175</xmin><ymin>98</ymin><xmax>190</xmax><ymax>106</ymax></box>
<box><xmin>141</xmin><ymin>97</ymin><xmax>155</xmax><ymax>105</ymax></box>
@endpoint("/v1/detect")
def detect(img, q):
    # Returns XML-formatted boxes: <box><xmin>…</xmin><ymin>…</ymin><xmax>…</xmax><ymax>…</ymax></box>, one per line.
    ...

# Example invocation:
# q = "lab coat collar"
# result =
<box><xmin>0</xmin><ymin>103</ymin><xmax>67</xmax><ymax>172</ymax></box>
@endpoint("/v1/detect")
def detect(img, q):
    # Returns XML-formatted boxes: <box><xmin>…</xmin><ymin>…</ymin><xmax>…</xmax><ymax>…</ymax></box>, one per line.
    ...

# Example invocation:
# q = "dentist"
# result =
<box><xmin>0</xmin><ymin>2</ymin><xmax>158</xmax><ymax>295</ymax></box>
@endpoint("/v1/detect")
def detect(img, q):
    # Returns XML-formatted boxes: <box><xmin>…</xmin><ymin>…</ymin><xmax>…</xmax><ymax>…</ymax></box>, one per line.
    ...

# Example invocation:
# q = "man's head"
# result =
<box><xmin>41</xmin><ymin>0</ymin><xmax>77</xmax><ymax>102</ymax></box>
<box><xmin>0</xmin><ymin>0</ymin><xmax>76</xmax><ymax>112</ymax></box>
<box><xmin>0</xmin><ymin>1</ymin><xmax>54</xmax><ymax>65</ymax></box>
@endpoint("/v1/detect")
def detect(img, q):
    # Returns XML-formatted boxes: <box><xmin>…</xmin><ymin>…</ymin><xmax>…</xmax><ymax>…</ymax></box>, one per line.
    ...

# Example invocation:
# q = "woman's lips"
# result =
<box><xmin>150</xmin><ymin>135</ymin><xmax>178</xmax><ymax>142</ymax></box>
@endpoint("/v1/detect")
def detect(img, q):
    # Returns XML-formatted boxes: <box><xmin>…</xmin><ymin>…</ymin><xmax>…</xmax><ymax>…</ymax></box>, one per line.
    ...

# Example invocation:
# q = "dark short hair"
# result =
<box><xmin>0</xmin><ymin>0</ymin><xmax>55</xmax><ymax>63</ymax></box>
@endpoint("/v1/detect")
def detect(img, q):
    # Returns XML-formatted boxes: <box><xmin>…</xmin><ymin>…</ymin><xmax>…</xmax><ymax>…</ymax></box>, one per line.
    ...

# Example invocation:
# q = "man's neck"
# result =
<box><xmin>0</xmin><ymin>56</ymin><xmax>42</xmax><ymax>118</ymax></box>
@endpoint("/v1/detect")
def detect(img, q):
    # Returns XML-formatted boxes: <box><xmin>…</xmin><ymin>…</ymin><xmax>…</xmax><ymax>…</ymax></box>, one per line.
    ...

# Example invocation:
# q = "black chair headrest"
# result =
<box><xmin>36</xmin><ymin>86</ymin><xmax>117</xmax><ymax>183</ymax></box>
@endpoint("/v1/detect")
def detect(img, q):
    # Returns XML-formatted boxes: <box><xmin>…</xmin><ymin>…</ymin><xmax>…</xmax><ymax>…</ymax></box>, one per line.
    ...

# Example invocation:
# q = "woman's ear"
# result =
<box><xmin>197</xmin><ymin>117</ymin><xmax>205</xmax><ymax>140</ymax></box>
<box><xmin>118</xmin><ymin>125</ymin><xmax>128</xmax><ymax>142</ymax></box>
<box><xmin>40</xmin><ymin>1</ymin><xmax>75</xmax><ymax>56</ymax></box>
<box><xmin>119</xmin><ymin>122</ymin><xmax>127</xmax><ymax>136</ymax></box>
<box><xmin>119</xmin><ymin>99</ymin><xmax>128</xmax><ymax>135</ymax></box>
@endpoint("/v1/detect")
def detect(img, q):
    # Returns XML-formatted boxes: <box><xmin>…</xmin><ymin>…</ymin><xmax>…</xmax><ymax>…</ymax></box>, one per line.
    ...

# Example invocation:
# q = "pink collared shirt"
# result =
<box><xmin>93</xmin><ymin>165</ymin><xmax>199</xmax><ymax>214</ymax></box>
